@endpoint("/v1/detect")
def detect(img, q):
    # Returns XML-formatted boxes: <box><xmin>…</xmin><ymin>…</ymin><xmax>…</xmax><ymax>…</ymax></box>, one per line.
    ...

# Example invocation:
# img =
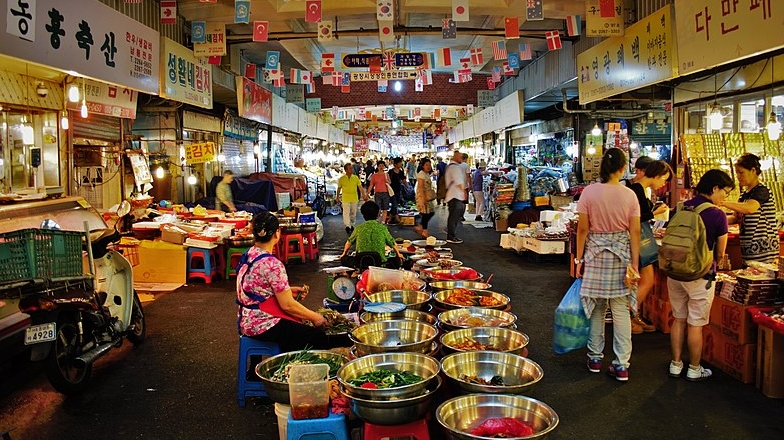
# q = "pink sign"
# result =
<box><xmin>236</xmin><ymin>77</ymin><xmax>272</xmax><ymax>125</ymax></box>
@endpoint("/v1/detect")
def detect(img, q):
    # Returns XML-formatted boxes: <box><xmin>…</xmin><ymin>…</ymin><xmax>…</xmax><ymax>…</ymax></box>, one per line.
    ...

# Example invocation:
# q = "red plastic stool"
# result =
<box><xmin>281</xmin><ymin>233</ymin><xmax>305</xmax><ymax>264</ymax></box>
<box><xmin>187</xmin><ymin>247</ymin><xmax>219</xmax><ymax>283</ymax></box>
<box><xmin>302</xmin><ymin>231</ymin><xmax>319</xmax><ymax>262</ymax></box>
<box><xmin>363</xmin><ymin>418</ymin><xmax>430</xmax><ymax>440</ymax></box>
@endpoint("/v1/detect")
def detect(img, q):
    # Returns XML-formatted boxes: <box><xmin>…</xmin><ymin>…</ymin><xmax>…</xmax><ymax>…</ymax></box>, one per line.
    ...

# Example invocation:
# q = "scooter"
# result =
<box><xmin>17</xmin><ymin>202</ymin><xmax>146</xmax><ymax>394</ymax></box>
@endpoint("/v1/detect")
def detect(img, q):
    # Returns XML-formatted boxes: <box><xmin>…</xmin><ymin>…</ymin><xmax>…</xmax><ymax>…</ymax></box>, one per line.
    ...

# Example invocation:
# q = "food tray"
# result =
<box><xmin>0</xmin><ymin>228</ymin><xmax>84</xmax><ymax>283</ymax></box>
<box><xmin>749</xmin><ymin>307</ymin><xmax>784</xmax><ymax>335</ymax></box>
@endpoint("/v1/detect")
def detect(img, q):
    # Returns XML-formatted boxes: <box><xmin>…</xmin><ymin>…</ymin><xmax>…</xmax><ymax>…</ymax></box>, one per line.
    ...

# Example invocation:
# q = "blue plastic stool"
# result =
<box><xmin>286</xmin><ymin>411</ymin><xmax>349</xmax><ymax>440</ymax></box>
<box><xmin>237</xmin><ymin>336</ymin><xmax>280</xmax><ymax>407</ymax></box>
<box><xmin>187</xmin><ymin>246</ymin><xmax>219</xmax><ymax>283</ymax></box>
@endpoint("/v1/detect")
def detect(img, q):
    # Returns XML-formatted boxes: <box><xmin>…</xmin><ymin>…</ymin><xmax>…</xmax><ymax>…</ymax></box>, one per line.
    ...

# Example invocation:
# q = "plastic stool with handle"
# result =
<box><xmin>236</xmin><ymin>335</ymin><xmax>280</xmax><ymax>407</ymax></box>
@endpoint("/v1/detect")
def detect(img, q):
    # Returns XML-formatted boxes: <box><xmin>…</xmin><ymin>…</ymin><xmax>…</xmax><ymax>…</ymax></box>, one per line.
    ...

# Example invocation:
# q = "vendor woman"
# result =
<box><xmin>236</xmin><ymin>211</ymin><xmax>334</xmax><ymax>352</ymax></box>
<box><xmin>721</xmin><ymin>153</ymin><xmax>779</xmax><ymax>265</ymax></box>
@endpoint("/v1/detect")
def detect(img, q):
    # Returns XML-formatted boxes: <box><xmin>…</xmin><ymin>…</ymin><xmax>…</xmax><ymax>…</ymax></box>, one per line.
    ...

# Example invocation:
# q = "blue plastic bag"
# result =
<box><xmin>553</xmin><ymin>278</ymin><xmax>590</xmax><ymax>354</ymax></box>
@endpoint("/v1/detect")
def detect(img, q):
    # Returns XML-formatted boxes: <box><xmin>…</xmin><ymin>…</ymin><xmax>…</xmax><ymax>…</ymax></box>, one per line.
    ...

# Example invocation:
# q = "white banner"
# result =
<box><xmin>0</xmin><ymin>0</ymin><xmax>160</xmax><ymax>94</ymax></box>
<box><xmin>66</xmin><ymin>78</ymin><xmax>137</xmax><ymax>119</ymax></box>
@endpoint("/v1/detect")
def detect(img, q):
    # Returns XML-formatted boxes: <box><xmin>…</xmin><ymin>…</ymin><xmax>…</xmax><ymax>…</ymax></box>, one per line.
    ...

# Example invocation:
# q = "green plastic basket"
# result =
<box><xmin>0</xmin><ymin>228</ymin><xmax>84</xmax><ymax>283</ymax></box>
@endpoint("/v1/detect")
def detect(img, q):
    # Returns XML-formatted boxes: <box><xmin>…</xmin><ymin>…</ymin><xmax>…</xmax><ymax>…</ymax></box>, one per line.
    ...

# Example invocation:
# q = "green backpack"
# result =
<box><xmin>658</xmin><ymin>202</ymin><xmax>714</xmax><ymax>281</ymax></box>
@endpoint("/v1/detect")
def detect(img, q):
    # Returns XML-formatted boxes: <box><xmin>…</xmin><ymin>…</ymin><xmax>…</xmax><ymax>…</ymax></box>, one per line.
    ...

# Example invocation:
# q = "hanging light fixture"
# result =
<box><xmin>591</xmin><ymin>123</ymin><xmax>602</xmax><ymax>136</ymax></box>
<box><xmin>709</xmin><ymin>73</ymin><xmax>723</xmax><ymax>130</ymax></box>
<box><xmin>187</xmin><ymin>173</ymin><xmax>198</xmax><ymax>185</ymax></box>
<box><xmin>21</xmin><ymin>117</ymin><xmax>34</xmax><ymax>144</ymax></box>
<box><xmin>60</xmin><ymin>110</ymin><xmax>69</xmax><ymax>130</ymax></box>
<box><xmin>67</xmin><ymin>84</ymin><xmax>80</xmax><ymax>103</ymax></box>
<box><xmin>767</xmin><ymin>57</ymin><xmax>781</xmax><ymax>141</ymax></box>
<box><xmin>80</xmin><ymin>77</ymin><xmax>88</xmax><ymax>118</ymax></box>
<box><xmin>587</xmin><ymin>142</ymin><xmax>597</xmax><ymax>155</ymax></box>
<box><xmin>155</xmin><ymin>166</ymin><xmax>165</xmax><ymax>179</ymax></box>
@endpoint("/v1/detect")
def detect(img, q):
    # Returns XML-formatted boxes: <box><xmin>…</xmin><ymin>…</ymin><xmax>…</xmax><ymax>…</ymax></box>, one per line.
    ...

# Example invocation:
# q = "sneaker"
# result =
<box><xmin>608</xmin><ymin>365</ymin><xmax>629</xmax><ymax>382</ymax></box>
<box><xmin>632</xmin><ymin>315</ymin><xmax>656</xmax><ymax>333</ymax></box>
<box><xmin>686</xmin><ymin>365</ymin><xmax>712</xmax><ymax>382</ymax></box>
<box><xmin>475</xmin><ymin>215</ymin><xmax>483</xmax><ymax>221</ymax></box>
<box><xmin>669</xmin><ymin>360</ymin><xmax>684</xmax><ymax>378</ymax></box>
<box><xmin>446</xmin><ymin>237</ymin><xmax>464</xmax><ymax>244</ymax></box>
<box><xmin>587</xmin><ymin>358</ymin><xmax>602</xmax><ymax>373</ymax></box>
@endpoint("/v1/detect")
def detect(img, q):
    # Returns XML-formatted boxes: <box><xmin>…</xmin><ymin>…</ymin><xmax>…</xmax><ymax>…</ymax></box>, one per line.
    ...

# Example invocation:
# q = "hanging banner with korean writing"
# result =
<box><xmin>236</xmin><ymin>76</ymin><xmax>272</xmax><ymax>124</ymax></box>
<box><xmin>577</xmin><ymin>5</ymin><xmax>676</xmax><ymax>104</ymax></box>
<box><xmin>306</xmin><ymin>97</ymin><xmax>321</xmax><ymax>112</ymax></box>
<box><xmin>286</xmin><ymin>84</ymin><xmax>304</xmax><ymax>103</ymax></box>
<box><xmin>354</xmin><ymin>138</ymin><xmax>369</xmax><ymax>154</ymax></box>
<box><xmin>184</xmin><ymin>142</ymin><xmax>217</xmax><ymax>165</ymax></box>
<box><xmin>675</xmin><ymin>0</ymin><xmax>783</xmax><ymax>75</ymax></box>
<box><xmin>0</xmin><ymin>0</ymin><xmax>160</xmax><ymax>94</ymax></box>
<box><xmin>349</xmin><ymin>71</ymin><xmax>418</xmax><ymax>82</ymax></box>
<box><xmin>192</xmin><ymin>22</ymin><xmax>226</xmax><ymax>57</ymax></box>
<box><xmin>66</xmin><ymin>78</ymin><xmax>138</xmax><ymax>118</ymax></box>
<box><xmin>585</xmin><ymin>0</ymin><xmax>624</xmax><ymax>37</ymax></box>
<box><xmin>159</xmin><ymin>38</ymin><xmax>213</xmax><ymax>108</ymax></box>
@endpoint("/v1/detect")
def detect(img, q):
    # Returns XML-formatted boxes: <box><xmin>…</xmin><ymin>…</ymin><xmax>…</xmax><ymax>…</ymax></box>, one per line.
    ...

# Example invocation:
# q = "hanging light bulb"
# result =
<box><xmin>587</xmin><ymin>142</ymin><xmax>597</xmax><ymax>155</ymax></box>
<box><xmin>709</xmin><ymin>103</ymin><xmax>723</xmax><ymax>130</ymax></box>
<box><xmin>591</xmin><ymin>123</ymin><xmax>602</xmax><ymax>136</ymax></box>
<box><xmin>155</xmin><ymin>166</ymin><xmax>165</xmax><ymax>179</ymax></box>
<box><xmin>67</xmin><ymin>84</ymin><xmax>80</xmax><ymax>102</ymax></box>
<box><xmin>80</xmin><ymin>98</ymin><xmax>88</xmax><ymax>118</ymax></box>
<box><xmin>21</xmin><ymin>123</ymin><xmax>34</xmax><ymax>144</ymax></box>
<box><xmin>60</xmin><ymin>110</ymin><xmax>69</xmax><ymax>130</ymax></box>
<box><xmin>767</xmin><ymin>112</ymin><xmax>781</xmax><ymax>141</ymax></box>
<box><xmin>187</xmin><ymin>174</ymin><xmax>197</xmax><ymax>185</ymax></box>
<box><xmin>217</xmin><ymin>153</ymin><xmax>226</xmax><ymax>162</ymax></box>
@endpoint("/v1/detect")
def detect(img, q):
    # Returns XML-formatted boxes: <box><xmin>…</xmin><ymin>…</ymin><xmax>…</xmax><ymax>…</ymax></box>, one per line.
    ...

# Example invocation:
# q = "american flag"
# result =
<box><xmin>382</xmin><ymin>52</ymin><xmax>396</xmax><ymax>70</ymax></box>
<box><xmin>519</xmin><ymin>44</ymin><xmax>532</xmax><ymax>60</ymax></box>
<box><xmin>491</xmin><ymin>66</ymin><xmax>501</xmax><ymax>82</ymax></box>
<box><xmin>492</xmin><ymin>40</ymin><xmax>507</xmax><ymax>60</ymax></box>
<box><xmin>470</xmin><ymin>48</ymin><xmax>484</xmax><ymax>66</ymax></box>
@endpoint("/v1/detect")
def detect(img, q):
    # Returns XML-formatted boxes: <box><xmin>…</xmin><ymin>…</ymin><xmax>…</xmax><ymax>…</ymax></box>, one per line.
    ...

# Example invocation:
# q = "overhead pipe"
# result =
<box><xmin>560</xmin><ymin>88</ymin><xmax>656</xmax><ymax>117</ymax></box>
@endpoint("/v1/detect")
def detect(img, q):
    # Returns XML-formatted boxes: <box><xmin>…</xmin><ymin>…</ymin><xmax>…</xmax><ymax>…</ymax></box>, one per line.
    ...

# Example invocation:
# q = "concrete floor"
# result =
<box><xmin>0</xmin><ymin>207</ymin><xmax>782</xmax><ymax>439</ymax></box>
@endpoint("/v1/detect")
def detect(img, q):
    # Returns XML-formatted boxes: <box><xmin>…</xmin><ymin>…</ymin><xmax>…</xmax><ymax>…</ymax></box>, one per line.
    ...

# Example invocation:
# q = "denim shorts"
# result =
<box><xmin>374</xmin><ymin>192</ymin><xmax>391</xmax><ymax>209</ymax></box>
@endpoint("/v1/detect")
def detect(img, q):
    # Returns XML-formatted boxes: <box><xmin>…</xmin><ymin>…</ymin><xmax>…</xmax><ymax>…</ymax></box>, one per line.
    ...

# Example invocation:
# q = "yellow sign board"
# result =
<box><xmin>585</xmin><ymin>0</ymin><xmax>624</xmax><ymax>37</ymax></box>
<box><xmin>160</xmin><ymin>38</ymin><xmax>213</xmax><ymax>109</ymax></box>
<box><xmin>349</xmin><ymin>71</ymin><xmax>419</xmax><ymax>82</ymax></box>
<box><xmin>184</xmin><ymin>142</ymin><xmax>217</xmax><ymax>164</ymax></box>
<box><xmin>577</xmin><ymin>5</ymin><xmax>677</xmax><ymax>104</ymax></box>
<box><xmin>193</xmin><ymin>23</ymin><xmax>226</xmax><ymax>57</ymax></box>
<box><xmin>675</xmin><ymin>0</ymin><xmax>784</xmax><ymax>75</ymax></box>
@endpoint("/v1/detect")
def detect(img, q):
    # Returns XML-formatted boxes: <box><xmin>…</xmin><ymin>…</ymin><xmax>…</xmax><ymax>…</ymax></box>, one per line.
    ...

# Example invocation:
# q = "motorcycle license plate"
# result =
<box><xmin>25</xmin><ymin>323</ymin><xmax>56</xmax><ymax>345</ymax></box>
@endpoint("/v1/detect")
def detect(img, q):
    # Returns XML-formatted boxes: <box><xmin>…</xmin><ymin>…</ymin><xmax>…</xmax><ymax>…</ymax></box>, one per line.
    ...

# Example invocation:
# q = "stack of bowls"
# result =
<box><xmin>253</xmin><ymin>350</ymin><xmax>348</xmax><ymax>404</ymax></box>
<box><xmin>338</xmin><ymin>352</ymin><xmax>441</xmax><ymax>425</ymax></box>
<box><xmin>440</xmin><ymin>351</ymin><xmax>543</xmax><ymax>395</ymax></box>
<box><xmin>360</xmin><ymin>309</ymin><xmax>437</xmax><ymax>326</ymax></box>
<box><xmin>436</xmin><ymin>394</ymin><xmax>559</xmax><ymax>439</ymax></box>
<box><xmin>349</xmin><ymin>320</ymin><xmax>438</xmax><ymax>357</ymax></box>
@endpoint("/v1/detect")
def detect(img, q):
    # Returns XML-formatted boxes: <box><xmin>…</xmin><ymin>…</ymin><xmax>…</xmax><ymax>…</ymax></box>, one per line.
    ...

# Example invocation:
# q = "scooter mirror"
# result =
<box><xmin>117</xmin><ymin>200</ymin><xmax>132</xmax><ymax>217</ymax></box>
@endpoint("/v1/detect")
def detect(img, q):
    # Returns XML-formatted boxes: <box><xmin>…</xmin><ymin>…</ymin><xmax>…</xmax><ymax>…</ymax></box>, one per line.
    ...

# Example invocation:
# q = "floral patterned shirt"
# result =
<box><xmin>236</xmin><ymin>246</ymin><xmax>290</xmax><ymax>336</ymax></box>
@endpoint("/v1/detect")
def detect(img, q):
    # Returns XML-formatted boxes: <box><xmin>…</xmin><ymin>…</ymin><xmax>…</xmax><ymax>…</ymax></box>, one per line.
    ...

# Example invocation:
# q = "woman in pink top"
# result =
<box><xmin>368</xmin><ymin>160</ymin><xmax>391</xmax><ymax>223</ymax></box>
<box><xmin>575</xmin><ymin>148</ymin><xmax>640</xmax><ymax>382</ymax></box>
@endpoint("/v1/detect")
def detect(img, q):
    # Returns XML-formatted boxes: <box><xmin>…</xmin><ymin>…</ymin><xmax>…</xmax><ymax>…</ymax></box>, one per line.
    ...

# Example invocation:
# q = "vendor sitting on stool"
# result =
<box><xmin>339</xmin><ymin>201</ymin><xmax>403</xmax><ymax>269</ymax></box>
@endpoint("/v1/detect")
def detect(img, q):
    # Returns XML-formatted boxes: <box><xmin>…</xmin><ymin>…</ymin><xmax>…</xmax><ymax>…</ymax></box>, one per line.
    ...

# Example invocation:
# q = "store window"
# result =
<box><xmin>0</xmin><ymin>110</ymin><xmax>59</xmax><ymax>191</ymax></box>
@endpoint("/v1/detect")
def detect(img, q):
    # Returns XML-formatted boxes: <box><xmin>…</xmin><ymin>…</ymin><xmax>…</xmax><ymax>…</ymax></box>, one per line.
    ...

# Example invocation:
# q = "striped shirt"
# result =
<box><xmin>738</xmin><ymin>184</ymin><xmax>779</xmax><ymax>264</ymax></box>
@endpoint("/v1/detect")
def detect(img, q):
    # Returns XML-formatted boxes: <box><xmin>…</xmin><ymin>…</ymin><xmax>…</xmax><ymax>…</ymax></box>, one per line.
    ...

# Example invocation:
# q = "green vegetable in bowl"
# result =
<box><xmin>268</xmin><ymin>348</ymin><xmax>343</xmax><ymax>382</ymax></box>
<box><xmin>347</xmin><ymin>369</ymin><xmax>424</xmax><ymax>388</ymax></box>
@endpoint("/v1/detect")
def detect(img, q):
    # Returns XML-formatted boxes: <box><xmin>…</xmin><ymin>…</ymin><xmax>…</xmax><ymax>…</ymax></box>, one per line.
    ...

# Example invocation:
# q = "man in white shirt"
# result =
<box><xmin>445</xmin><ymin>150</ymin><xmax>467</xmax><ymax>244</ymax></box>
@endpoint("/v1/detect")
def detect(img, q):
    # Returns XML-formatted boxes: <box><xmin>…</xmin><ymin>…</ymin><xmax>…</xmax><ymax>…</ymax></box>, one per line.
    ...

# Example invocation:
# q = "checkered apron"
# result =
<box><xmin>580</xmin><ymin>231</ymin><xmax>635</xmax><ymax>317</ymax></box>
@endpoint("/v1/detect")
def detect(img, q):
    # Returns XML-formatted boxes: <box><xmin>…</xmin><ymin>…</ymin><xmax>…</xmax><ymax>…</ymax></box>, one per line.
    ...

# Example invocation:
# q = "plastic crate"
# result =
<box><xmin>0</xmin><ymin>228</ymin><xmax>84</xmax><ymax>283</ymax></box>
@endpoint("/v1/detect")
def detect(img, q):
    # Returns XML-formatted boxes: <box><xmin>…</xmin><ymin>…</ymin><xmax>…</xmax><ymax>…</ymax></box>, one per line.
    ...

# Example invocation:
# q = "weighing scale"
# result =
<box><xmin>324</xmin><ymin>266</ymin><xmax>359</xmax><ymax>303</ymax></box>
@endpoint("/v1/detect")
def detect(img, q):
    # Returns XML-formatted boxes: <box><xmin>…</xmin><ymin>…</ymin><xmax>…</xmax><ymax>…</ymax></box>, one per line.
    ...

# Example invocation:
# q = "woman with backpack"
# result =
<box><xmin>722</xmin><ymin>153</ymin><xmax>780</xmax><ymax>265</ymax></box>
<box><xmin>575</xmin><ymin>148</ymin><xmax>640</xmax><ymax>382</ymax></box>
<box><xmin>666</xmin><ymin>169</ymin><xmax>733</xmax><ymax>381</ymax></box>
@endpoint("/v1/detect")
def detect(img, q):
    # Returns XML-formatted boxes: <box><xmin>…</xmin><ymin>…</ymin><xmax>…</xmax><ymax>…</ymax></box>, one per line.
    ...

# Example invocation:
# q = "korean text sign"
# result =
<box><xmin>1</xmin><ymin>0</ymin><xmax>159</xmax><ymax>94</ymax></box>
<box><xmin>184</xmin><ymin>142</ymin><xmax>216</xmax><ymax>165</ymax></box>
<box><xmin>675</xmin><ymin>0</ymin><xmax>781</xmax><ymax>75</ymax></box>
<box><xmin>577</xmin><ymin>5</ymin><xmax>677</xmax><ymax>104</ymax></box>
<box><xmin>236</xmin><ymin>76</ymin><xmax>272</xmax><ymax>125</ymax></box>
<box><xmin>160</xmin><ymin>37</ymin><xmax>213</xmax><ymax>109</ymax></box>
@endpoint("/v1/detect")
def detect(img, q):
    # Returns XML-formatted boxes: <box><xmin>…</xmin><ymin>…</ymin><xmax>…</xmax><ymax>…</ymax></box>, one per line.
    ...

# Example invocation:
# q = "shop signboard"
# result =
<box><xmin>0</xmin><ymin>0</ymin><xmax>159</xmax><ymax>94</ymax></box>
<box><xmin>306</xmin><ymin>98</ymin><xmax>321</xmax><ymax>113</ymax></box>
<box><xmin>223</xmin><ymin>112</ymin><xmax>257</xmax><ymax>141</ymax></box>
<box><xmin>236</xmin><ymin>76</ymin><xmax>272</xmax><ymax>125</ymax></box>
<box><xmin>354</xmin><ymin>138</ymin><xmax>369</xmax><ymax>154</ymax></box>
<box><xmin>477</xmin><ymin>90</ymin><xmax>495</xmax><ymax>108</ymax></box>
<box><xmin>350</xmin><ymin>71</ymin><xmax>418</xmax><ymax>82</ymax></box>
<box><xmin>632</xmin><ymin>121</ymin><xmax>671</xmax><ymax>135</ymax></box>
<box><xmin>66</xmin><ymin>78</ymin><xmax>137</xmax><ymax>119</ymax></box>
<box><xmin>585</xmin><ymin>0</ymin><xmax>625</xmax><ymax>37</ymax></box>
<box><xmin>184</xmin><ymin>142</ymin><xmax>217</xmax><ymax>165</ymax></box>
<box><xmin>160</xmin><ymin>38</ymin><xmax>212</xmax><ymax>109</ymax></box>
<box><xmin>675</xmin><ymin>0</ymin><xmax>784</xmax><ymax>75</ymax></box>
<box><xmin>192</xmin><ymin>22</ymin><xmax>226</xmax><ymax>57</ymax></box>
<box><xmin>286</xmin><ymin>84</ymin><xmax>304</xmax><ymax>103</ymax></box>
<box><xmin>577</xmin><ymin>5</ymin><xmax>677</xmax><ymax>104</ymax></box>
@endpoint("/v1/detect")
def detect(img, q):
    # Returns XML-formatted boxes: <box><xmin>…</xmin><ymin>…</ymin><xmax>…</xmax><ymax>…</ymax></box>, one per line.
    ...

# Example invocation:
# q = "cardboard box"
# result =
<box><xmin>703</xmin><ymin>324</ymin><xmax>757</xmax><ymax>384</ymax></box>
<box><xmin>495</xmin><ymin>218</ymin><xmax>508</xmax><ymax>232</ymax></box>
<box><xmin>523</xmin><ymin>237</ymin><xmax>566</xmax><ymax>255</ymax></box>
<box><xmin>756</xmin><ymin>326</ymin><xmax>784</xmax><ymax>398</ymax></box>
<box><xmin>710</xmin><ymin>296</ymin><xmax>758</xmax><ymax>344</ymax></box>
<box><xmin>500</xmin><ymin>234</ymin><xmax>512</xmax><ymax>249</ymax></box>
<box><xmin>134</xmin><ymin>241</ymin><xmax>187</xmax><ymax>284</ymax></box>
<box><xmin>161</xmin><ymin>229</ymin><xmax>187</xmax><ymax>245</ymax></box>
<box><xmin>399</xmin><ymin>215</ymin><xmax>416</xmax><ymax>226</ymax></box>
<box><xmin>648</xmin><ymin>297</ymin><xmax>674</xmax><ymax>334</ymax></box>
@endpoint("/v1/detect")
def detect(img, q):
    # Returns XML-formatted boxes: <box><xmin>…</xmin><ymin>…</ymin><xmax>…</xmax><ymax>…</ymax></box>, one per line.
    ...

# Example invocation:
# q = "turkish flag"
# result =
<box><xmin>253</xmin><ymin>21</ymin><xmax>269</xmax><ymax>42</ymax></box>
<box><xmin>208</xmin><ymin>56</ymin><xmax>221</xmax><ymax>65</ymax></box>
<box><xmin>487</xmin><ymin>77</ymin><xmax>495</xmax><ymax>90</ymax></box>
<box><xmin>599</xmin><ymin>0</ymin><xmax>616</xmax><ymax>18</ymax></box>
<box><xmin>245</xmin><ymin>63</ymin><xmax>256</xmax><ymax>79</ymax></box>
<box><xmin>504</xmin><ymin>17</ymin><xmax>519</xmax><ymax>39</ymax></box>
<box><xmin>305</xmin><ymin>0</ymin><xmax>321</xmax><ymax>23</ymax></box>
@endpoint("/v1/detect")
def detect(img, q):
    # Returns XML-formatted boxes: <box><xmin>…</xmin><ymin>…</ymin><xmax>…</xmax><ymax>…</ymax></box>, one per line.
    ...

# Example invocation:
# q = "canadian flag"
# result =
<box><xmin>452</xmin><ymin>0</ymin><xmax>469</xmax><ymax>22</ymax></box>
<box><xmin>305</xmin><ymin>0</ymin><xmax>321</xmax><ymax>23</ymax></box>
<box><xmin>459</xmin><ymin>57</ymin><xmax>471</xmax><ymax>73</ymax></box>
<box><xmin>253</xmin><ymin>21</ymin><xmax>269</xmax><ymax>42</ymax></box>
<box><xmin>161</xmin><ymin>1</ymin><xmax>176</xmax><ymax>25</ymax></box>
<box><xmin>321</xmin><ymin>53</ymin><xmax>335</xmax><ymax>72</ymax></box>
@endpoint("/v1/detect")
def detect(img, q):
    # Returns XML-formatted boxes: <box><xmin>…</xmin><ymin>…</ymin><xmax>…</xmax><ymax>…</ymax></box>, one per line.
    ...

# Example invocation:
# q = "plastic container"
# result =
<box><xmin>0</xmin><ymin>228</ymin><xmax>84</xmax><ymax>283</ymax></box>
<box><xmin>288</xmin><ymin>363</ymin><xmax>330</xmax><ymax>420</ymax></box>
<box><xmin>274</xmin><ymin>403</ymin><xmax>291</xmax><ymax>440</ymax></box>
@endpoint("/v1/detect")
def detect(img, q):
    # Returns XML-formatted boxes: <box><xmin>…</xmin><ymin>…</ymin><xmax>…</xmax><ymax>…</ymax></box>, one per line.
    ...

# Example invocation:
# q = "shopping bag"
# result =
<box><xmin>639</xmin><ymin>221</ymin><xmax>659</xmax><ymax>267</ymax></box>
<box><xmin>553</xmin><ymin>278</ymin><xmax>590</xmax><ymax>354</ymax></box>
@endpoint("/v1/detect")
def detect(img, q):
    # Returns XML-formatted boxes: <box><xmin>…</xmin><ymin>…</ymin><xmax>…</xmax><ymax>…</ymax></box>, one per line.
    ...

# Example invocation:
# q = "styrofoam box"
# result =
<box><xmin>524</xmin><ymin>237</ymin><xmax>566</xmax><ymax>254</ymax></box>
<box><xmin>539</xmin><ymin>210</ymin><xmax>561</xmax><ymax>223</ymax></box>
<box><xmin>500</xmin><ymin>234</ymin><xmax>512</xmax><ymax>249</ymax></box>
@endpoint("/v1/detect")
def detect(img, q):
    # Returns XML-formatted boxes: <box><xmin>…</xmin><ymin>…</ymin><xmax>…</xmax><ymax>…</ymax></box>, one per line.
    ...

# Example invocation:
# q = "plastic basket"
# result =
<box><xmin>0</xmin><ymin>228</ymin><xmax>84</xmax><ymax>283</ymax></box>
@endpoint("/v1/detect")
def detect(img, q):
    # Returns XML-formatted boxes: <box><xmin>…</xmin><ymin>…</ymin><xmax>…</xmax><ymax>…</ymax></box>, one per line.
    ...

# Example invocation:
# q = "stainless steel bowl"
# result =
<box><xmin>433</xmin><ymin>289</ymin><xmax>509</xmax><ymax>311</ymax></box>
<box><xmin>440</xmin><ymin>351</ymin><xmax>543</xmax><ymax>395</ymax></box>
<box><xmin>346</xmin><ymin>375</ymin><xmax>442</xmax><ymax>425</ymax></box>
<box><xmin>337</xmin><ymin>352</ymin><xmax>440</xmax><ymax>400</ymax></box>
<box><xmin>300</xmin><ymin>222</ymin><xmax>317</xmax><ymax>233</ymax></box>
<box><xmin>360</xmin><ymin>309</ymin><xmax>437</xmax><ymax>326</ymax></box>
<box><xmin>421</xmin><ymin>268</ymin><xmax>483</xmax><ymax>282</ymax></box>
<box><xmin>366</xmin><ymin>290</ymin><xmax>432</xmax><ymax>311</ymax></box>
<box><xmin>254</xmin><ymin>350</ymin><xmax>348</xmax><ymax>404</ymax></box>
<box><xmin>429</xmin><ymin>280</ymin><xmax>492</xmax><ymax>292</ymax></box>
<box><xmin>349</xmin><ymin>320</ymin><xmax>438</xmax><ymax>355</ymax></box>
<box><xmin>436</xmin><ymin>394</ymin><xmax>559</xmax><ymax>440</ymax></box>
<box><xmin>440</xmin><ymin>327</ymin><xmax>530</xmax><ymax>355</ymax></box>
<box><xmin>350</xmin><ymin>341</ymin><xmax>440</xmax><ymax>360</ymax></box>
<box><xmin>438</xmin><ymin>307</ymin><xmax>518</xmax><ymax>332</ymax></box>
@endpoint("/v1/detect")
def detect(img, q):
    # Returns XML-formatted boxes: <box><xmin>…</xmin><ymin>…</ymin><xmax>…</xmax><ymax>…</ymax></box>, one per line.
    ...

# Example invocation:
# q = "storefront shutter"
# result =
<box><xmin>71</xmin><ymin>113</ymin><xmax>122</xmax><ymax>142</ymax></box>
<box><xmin>222</xmin><ymin>137</ymin><xmax>257</xmax><ymax>177</ymax></box>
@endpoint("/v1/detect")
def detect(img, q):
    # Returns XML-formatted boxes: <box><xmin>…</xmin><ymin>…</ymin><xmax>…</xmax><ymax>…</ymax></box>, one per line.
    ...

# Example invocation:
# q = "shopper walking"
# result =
<box><xmin>336</xmin><ymin>163</ymin><xmax>367</xmax><ymax>234</ymax></box>
<box><xmin>668</xmin><ymin>169</ymin><xmax>733</xmax><ymax>381</ymax></box>
<box><xmin>472</xmin><ymin>162</ymin><xmax>486</xmax><ymax>221</ymax></box>
<box><xmin>575</xmin><ymin>148</ymin><xmax>640</xmax><ymax>382</ymax></box>
<box><xmin>215</xmin><ymin>170</ymin><xmax>236</xmax><ymax>213</ymax></box>
<box><xmin>406</xmin><ymin>156</ymin><xmax>418</xmax><ymax>188</ymax></box>
<box><xmin>388</xmin><ymin>157</ymin><xmax>409</xmax><ymax>225</ymax></box>
<box><xmin>436</xmin><ymin>156</ymin><xmax>447</xmax><ymax>206</ymax></box>
<box><xmin>414</xmin><ymin>157</ymin><xmax>437</xmax><ymax>238</ymax></box>
<box><xmin>368</xmin><ymin>160</ymin><xmax>392</xmax><ymax>224</ymax></box>
<box><xmin>445</xmin><ymin>150</ymin><xmax>467</xmax><ymax>244</ymax></box>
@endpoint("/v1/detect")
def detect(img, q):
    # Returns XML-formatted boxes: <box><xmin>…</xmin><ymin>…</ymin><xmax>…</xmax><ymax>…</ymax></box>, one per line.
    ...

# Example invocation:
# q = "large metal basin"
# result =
<box><xmin>346</xmin><ymin>375</ymin><xmax>442</xmax><ymax>425</ymax></box>
<box><xmin>433</xmin><ymin>289</ymin><xmax>509</xmax><ymax>311</ymax></box>
<box><xmin>421</xmin><ymin>268</ymin><xmax>484</xmax><ymax>282</ymax></box>
<box><xmin>440</xmin><ymin>351</ymin><xmax>543</xmax><ymax>395</ymax></box>
<box><xmin>428</xmin><ymin>280</ymin><xmax>492</xmax><ymax>292</ymax></box>
<box><xmin>349</xmin><ymin>320</ymin><xmax>438</xmax><ymax>355</ymax></box>
<box><xmin>365</xmin><ymin>290</ymin><xmax>432</xmax><ymax>311</ymax></box>
<box><xmin>440</xmin><ymin>327</ymin><xmax>529</xmax><ymax>355</ymax></box>
<box><xmin>438</xmin><ymin>307</ymin><xmax>517</xmax><ymax>332</ymax></box>
<box><xmin>254</xmin><ymin>350</ymin><xmax>348</xmax><ymax>404</ymax></box>
<box><xmin>436</xmin><ymin>394</ymin><xmax>559</xmax><ymax>439</ymax></box>
<box><xmin>360</xmin><ymin>309</ymin><xmax>437</xmax><ymax>326</ymax></box>
<box><xmin>337</xmin><ymin>352</ymin><xmax>440</xmax><ymax>400</ymax></box>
